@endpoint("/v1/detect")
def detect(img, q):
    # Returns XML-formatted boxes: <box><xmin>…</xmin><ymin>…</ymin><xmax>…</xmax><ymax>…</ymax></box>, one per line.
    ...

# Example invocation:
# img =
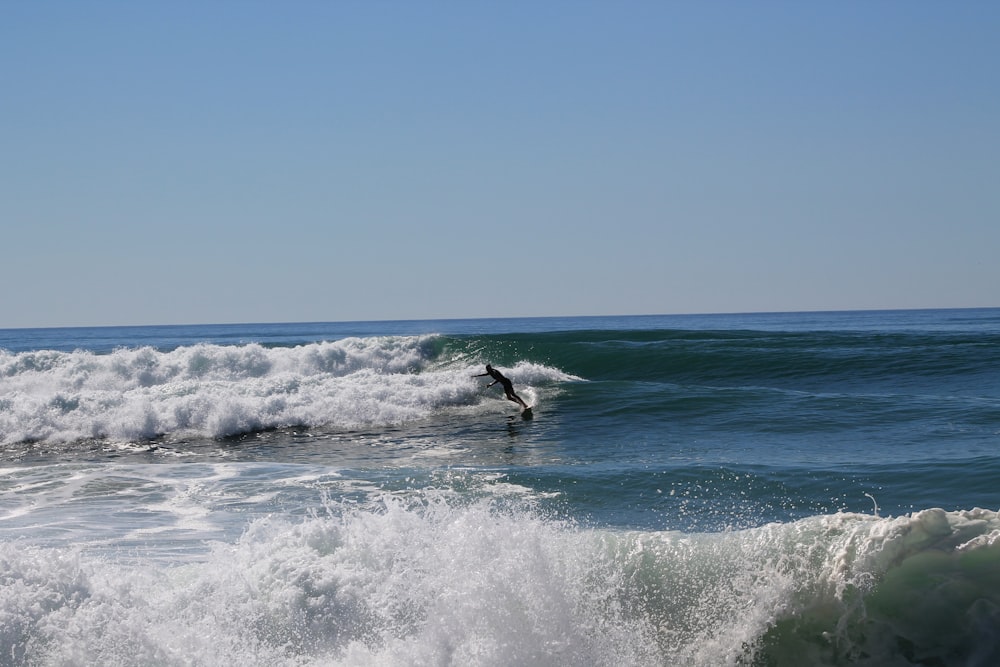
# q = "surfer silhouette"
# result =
<box><xmin>474</xmin><ymin>364</ymin><xmax>529</xmax><ymax>410</ymax></box>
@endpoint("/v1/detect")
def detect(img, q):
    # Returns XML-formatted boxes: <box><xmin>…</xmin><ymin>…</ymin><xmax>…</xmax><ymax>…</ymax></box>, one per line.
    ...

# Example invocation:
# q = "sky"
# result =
<box><xmin>2</xmin><ymin>1</ymin><xmax>998</xmax><ymax>328</ymax></box>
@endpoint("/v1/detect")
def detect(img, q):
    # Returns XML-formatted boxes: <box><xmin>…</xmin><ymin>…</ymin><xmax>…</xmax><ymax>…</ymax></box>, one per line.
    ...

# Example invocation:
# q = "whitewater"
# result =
<box><xmin>0</xmin><ymin>336</ymin><xmax>570</xmax><ymax>444</ymax></box>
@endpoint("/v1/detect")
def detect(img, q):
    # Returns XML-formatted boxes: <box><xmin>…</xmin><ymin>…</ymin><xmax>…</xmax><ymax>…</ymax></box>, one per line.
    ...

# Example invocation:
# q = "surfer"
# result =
<box><xmin>474</xmin><ymin>364</ymin><xmax>529</xmax><ymax>409</ymax></box>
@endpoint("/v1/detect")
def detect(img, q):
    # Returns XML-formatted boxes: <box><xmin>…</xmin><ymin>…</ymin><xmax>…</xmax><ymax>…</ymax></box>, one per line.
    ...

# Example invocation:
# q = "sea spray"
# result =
<box><xmin>4</xmin><ymin>491</ymin><xmax>999</xmax><ymax>666</ymax></box>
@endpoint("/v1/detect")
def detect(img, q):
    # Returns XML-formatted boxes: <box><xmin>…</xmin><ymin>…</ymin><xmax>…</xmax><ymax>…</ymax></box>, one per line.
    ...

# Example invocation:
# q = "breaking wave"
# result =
<box><xmin>0</xmin><ymin>336</ymin><xmax>572</xmax><ymax>445</ymax></box>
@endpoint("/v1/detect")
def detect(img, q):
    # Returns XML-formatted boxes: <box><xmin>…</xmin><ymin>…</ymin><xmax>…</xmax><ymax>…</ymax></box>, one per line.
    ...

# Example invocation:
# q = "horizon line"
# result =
<box><xmin>3</xmin><ymin>305</ymin><xmax>997</xmax><ymax>333</ymax></box>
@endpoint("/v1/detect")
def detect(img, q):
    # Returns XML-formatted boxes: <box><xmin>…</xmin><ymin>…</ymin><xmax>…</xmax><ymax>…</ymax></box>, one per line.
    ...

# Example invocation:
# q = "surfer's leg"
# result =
<box><xmin>507</xmin><ymin>391</ymin><xmax>528</xmax><ymax>408</ymax></box>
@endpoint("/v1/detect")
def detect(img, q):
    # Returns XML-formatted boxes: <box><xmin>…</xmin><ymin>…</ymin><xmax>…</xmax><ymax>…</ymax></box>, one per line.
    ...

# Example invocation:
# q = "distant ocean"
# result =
<box><xmin>2</xmin><ymin>309</ymin><xmax>999</xmax><ymax>666</ymax></box>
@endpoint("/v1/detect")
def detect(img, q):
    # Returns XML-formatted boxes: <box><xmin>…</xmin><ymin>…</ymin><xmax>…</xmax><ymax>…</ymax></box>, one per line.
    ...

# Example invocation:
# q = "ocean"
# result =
<box><xmin>1</xmin><ymin>309</ymin><xmax>998</xmax><ymax>666</ymax></box>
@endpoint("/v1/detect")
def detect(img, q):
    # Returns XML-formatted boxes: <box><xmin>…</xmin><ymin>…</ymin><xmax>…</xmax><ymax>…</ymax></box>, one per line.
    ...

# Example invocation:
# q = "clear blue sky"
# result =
<box><xmin>2</xmin><ymin>2</ymin><xmax>998</xmax><ymax>328</ymax></box>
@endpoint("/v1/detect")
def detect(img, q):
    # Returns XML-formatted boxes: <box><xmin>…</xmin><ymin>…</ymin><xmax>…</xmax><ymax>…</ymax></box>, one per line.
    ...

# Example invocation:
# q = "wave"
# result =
<box><xmin>2</xmin><ymin>499</ymin><xmax>998</xmax><ymax>666</ymax></box>
<box><xmin>0</xmin><ymin>336</ymin><xmax>573</xmax><ymax>445</ymax></box>
<box><xmin>489</xmin><ymin>328</ymin><xmax>1000</xmax><ymax>389</ymax></box>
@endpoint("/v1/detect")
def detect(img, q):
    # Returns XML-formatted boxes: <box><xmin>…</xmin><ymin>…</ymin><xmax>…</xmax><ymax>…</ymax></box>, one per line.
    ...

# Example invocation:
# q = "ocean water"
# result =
<box><xmin>1</xmin><ymin>309</ymin><xmax>999</xmax><ymax>666</ymax></box>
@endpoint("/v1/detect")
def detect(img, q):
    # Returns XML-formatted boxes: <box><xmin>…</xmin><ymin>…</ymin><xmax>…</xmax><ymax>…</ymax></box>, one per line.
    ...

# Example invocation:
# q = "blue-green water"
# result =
<box><xmin>1</xmin><ymin>309</ymin><xmax>999</xmax><ymax>665</ymax></box>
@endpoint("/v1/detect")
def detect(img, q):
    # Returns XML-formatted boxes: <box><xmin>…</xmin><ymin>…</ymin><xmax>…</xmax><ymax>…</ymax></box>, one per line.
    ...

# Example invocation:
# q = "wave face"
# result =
<box><xmin>482</xmin><ymin>326</ymin><xmax>1000</xmax><ymax>392</ymax></box>
<box><xmin>2</xmin><ymin>497</ymin><xmax>998</xmax><ymax>666</ymax></box>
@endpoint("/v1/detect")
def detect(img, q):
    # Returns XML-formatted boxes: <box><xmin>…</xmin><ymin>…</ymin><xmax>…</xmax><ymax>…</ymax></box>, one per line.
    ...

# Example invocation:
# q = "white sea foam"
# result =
<box><xmin>2</xmin><ymin>496</ymin><xmax>999</xmax><ymax>666</ymax></box>
<box><xmin>0</xmin><ymin>338</ymin><xmax>571</xmax><ymax>445</ymax></box>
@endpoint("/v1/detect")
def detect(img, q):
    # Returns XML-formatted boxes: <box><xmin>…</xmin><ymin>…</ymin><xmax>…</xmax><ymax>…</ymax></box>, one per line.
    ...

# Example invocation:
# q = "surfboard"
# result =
<box><xmin>521</xmin><ymin>407</ymin><xmax>533</xmax><ymax>420</ymax></box>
